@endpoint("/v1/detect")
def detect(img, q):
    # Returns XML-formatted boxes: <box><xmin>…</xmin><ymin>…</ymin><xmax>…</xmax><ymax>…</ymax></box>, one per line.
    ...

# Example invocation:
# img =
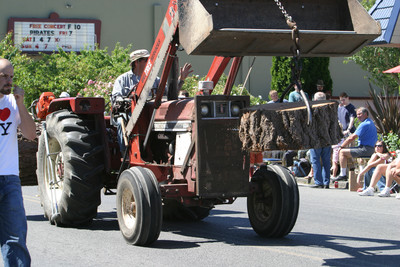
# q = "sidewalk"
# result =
<box><xmin>295</xmin><ymin>176</ymin><xmax>349</xmax><ymax>189</ymax></box>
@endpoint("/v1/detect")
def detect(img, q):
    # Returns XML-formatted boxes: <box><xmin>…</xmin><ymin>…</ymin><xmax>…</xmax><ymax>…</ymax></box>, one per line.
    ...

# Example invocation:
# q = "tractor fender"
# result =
<box><xmin>48</xmin><ymin>97</ymin><xmax>105</xmax><ymax>115</ymax></box>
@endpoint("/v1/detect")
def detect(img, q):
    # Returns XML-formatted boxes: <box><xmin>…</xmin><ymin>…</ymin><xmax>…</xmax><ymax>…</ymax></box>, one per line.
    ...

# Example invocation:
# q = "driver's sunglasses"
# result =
<box><xmin>139</xmin><ymin>58</ymin><xmax>148</xmax><ymax>62</ymax></box>
<box><xmin>375</xmin><ymin>144</ymin><xmax>383</xmax><ymax>147</ymax></box>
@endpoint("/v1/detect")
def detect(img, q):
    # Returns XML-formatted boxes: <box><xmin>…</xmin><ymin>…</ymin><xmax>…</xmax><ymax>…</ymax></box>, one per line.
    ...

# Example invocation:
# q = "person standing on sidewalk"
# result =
<box><xmin>309</xmin><ymin>92</ymin><xmax>331</xmax><ymax>188</ymax></box>
<box><xmin>0</xmin><ymin>58</ymin><xmax>36</xmax><ymax>266</ymax></box>
<box><xmin>288</xmin><ymin>82</ymin><xmax>309</xmax><ymax>102</ymax></box>
<box><xmin>331</xmin><ymin>92</ymin><xmax>357</xmax><ymax>177</ymax></box>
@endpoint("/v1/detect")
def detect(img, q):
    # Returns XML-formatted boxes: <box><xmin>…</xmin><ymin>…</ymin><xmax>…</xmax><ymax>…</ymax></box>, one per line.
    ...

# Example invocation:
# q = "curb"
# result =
<box><xmin>295</xmin><ymin>176</ymin><xmax>349</xmax><ymax>189</ymax></box>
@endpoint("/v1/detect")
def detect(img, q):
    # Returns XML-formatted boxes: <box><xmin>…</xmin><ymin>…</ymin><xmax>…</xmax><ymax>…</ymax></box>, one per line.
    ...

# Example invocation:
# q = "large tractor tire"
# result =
<box><xmin>247</xmin><ymin>164</ymin><xmax>299</xmax><ymax>238</ymax></box>
<box><xmin>36</xmin><ymin>110</ymin><xmax>105</xmax><ymax>226</ymax></box>
<box><xmin>116</xmin><ymin>167</ymin><xmax>162</xmax><ymax>246</ymax></box>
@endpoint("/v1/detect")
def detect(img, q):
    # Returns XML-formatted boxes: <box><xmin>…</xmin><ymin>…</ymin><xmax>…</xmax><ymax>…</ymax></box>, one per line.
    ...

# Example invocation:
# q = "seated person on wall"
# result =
<box><xmin>388</xmin><ymin>158</ymin><xmax>400</xmax><ymax>199</ymax></box>
<box><xmin>332</xmin><ymin>107</ymin><xmax>377</xmax><ymax>182</ymax></box>
<box><xmin>112</xmin><ymin>49</ymin><xmax>193</xmax><ymax>154</ymax></box>
<box><xmin>359</xmin><ymin>156</ymin><xmax>400</xmax><ymax>197</ymax></box>
<box><xmin>356</xmin><ymin>140</ymin><xmax>391</xmax><ymax>192</ymax></box>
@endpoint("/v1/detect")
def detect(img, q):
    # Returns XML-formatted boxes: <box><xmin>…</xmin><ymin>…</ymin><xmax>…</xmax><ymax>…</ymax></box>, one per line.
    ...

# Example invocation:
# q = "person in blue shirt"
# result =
<box><xmin>332</xmin><ymin>107</ymin><xmax>377</xmax><ymax>181</ymax></box>
<box><xmin>288</xmin><ymin>83</ymin><xmax>309</xmax><ymax>102</ymax></box>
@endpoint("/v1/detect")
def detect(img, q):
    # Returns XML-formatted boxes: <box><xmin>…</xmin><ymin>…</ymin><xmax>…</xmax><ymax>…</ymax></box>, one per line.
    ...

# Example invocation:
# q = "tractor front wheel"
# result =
<box><xmin>247</xmin><ymin>164</ymin><xmax>299</xmax><ymax>238</ymax></box>
<box><xmin>116</xmin><ymin>167</ymin><xmax>162</xmax><ymax>246</ymax></box>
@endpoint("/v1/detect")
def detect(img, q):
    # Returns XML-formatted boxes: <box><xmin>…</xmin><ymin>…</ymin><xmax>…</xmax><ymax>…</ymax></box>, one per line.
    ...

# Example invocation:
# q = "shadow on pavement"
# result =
<box><xmin>88</xmin><ymin>211</ymin><xmax>119</xmax><ymax>231</ymax></box>
<box><xmin>26</xmin><ymin>214</ymin><xmax>48</xmax><ymax>222</ymax></box>
<box><xmin>158</xmin><ymin>212</ymin><xmax>400</xmax><ymax>266</ymax></box>
<box><xmin>27</xmin><ymin>211</ymin><xmax>120</xmax><ymax>231</ymax></box>
<box><xmin>27</xmin><ymin>207</ymin><xmax>400</xmax><ymax>266</ymax></box>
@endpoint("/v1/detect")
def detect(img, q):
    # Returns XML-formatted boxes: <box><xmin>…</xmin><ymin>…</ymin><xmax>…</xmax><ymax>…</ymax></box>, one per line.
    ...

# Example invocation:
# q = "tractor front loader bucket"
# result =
<box><xmin>178</xmin><ymin>0</ymin><xmax>381</xmax><ymax>57</ymax></box>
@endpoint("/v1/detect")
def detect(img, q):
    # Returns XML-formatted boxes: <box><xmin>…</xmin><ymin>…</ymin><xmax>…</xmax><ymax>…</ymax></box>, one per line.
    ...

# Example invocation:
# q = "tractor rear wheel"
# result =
<box><xmin>247</xmin><ymin>164</ymin><xmax>299</xmax><ymax>237</ymax></box>
<box><xmin>116</xmin><ymin>167</ymin><xmax>162</xmax><ymax>246</ymax></box>
<box><xmin>36</xmin><ymin>110</ymin><xmax>105</xmax><ymax>226</ymax></box>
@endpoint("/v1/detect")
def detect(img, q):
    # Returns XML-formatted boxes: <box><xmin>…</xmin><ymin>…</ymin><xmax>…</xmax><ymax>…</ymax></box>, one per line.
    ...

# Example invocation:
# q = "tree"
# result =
<box><xmin>346</xmin><ymin>47</ymin><xmax>400</xmax><ymax>93</ymax></box>
<box><xmin>270</xmin><ymin>56</ymin><xmax>332</xmax><ymax>99</ymax></box>
<box><xmin>346</xmin><ymin>1</ymin><xmax>400</xmax><ymax>93</ymax></box>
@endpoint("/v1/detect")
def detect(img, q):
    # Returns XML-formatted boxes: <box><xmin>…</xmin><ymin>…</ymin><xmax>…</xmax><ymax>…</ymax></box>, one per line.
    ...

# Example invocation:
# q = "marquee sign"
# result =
<box><xmin>8</xmin><ymin>13</ymin><xmax>101</xmax><ymax>53</ymax></box>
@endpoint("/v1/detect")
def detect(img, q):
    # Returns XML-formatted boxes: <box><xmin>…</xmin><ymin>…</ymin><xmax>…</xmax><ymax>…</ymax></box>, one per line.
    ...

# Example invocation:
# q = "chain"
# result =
<box><xmin>273</xmin><ymin>0</ymin><xmax>302</xmax><ymax>83</ymax></box>
<box><xmin>274</xmin><ymin>0</ymin><xmax>293</xmax><ymax>23</ymax></box>
<box><xmin>274</xmin><ymin>0</ymin><xmax>312</xmax><ymax>125</ymax></box>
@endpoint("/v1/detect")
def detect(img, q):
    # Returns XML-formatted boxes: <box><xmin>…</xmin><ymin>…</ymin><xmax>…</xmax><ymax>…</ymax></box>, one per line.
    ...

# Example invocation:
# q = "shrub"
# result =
<box><xmin>367</xmin><ymin>83</ymin><xmax>400</xmax><ymax>152</ymax></box>
<box><xmin>271</xmin><ymin>56</ymin><xmax>332</xmax><ymax>99</ymax></box>
<box><xmin>1</xmin><ymin>32</ymin><xmax>132</xmax><ymax>106</ymax></box>
<box><xmin>367</xmin><ymin>83</ymin><xmax>400</xmax><ymax>135</ymax></box>
<box><xmin>382</xmin><ymin>132</ymin><xmax>400</xmax><ymax>152</ymax></box>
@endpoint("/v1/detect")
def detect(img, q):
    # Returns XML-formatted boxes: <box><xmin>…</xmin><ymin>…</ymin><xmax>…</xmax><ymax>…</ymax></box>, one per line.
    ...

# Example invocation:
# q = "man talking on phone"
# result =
<box><xmin>0</xmin><ymin>58</ymin><xmax>36</xmax><ymax>266</ymax></box>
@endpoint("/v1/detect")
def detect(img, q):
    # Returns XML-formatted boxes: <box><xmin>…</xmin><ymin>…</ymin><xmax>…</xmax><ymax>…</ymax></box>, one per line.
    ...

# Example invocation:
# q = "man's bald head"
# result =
<box><xmin>0</xmin><ymin>58</ymin><xmax>12</xmax><ymax>68</ymax></box>
<box><xmin>0</xmin><ymin>58</ymin><xmax>14</xmax><ymax>96</ymax></box>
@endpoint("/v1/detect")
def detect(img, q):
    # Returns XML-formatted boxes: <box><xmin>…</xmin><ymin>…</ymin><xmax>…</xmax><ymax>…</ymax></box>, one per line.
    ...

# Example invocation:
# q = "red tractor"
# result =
<box><xmin>34</xmin><ymin>0</ymin><xmax>380</xmax><ymax>246</ymax></box>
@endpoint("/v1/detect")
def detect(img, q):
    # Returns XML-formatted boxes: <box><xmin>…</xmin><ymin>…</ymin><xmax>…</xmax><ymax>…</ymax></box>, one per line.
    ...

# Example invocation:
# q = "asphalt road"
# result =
<box><xmin>8</xmin><ymin>184</ymin><xmax>400</xmax><ymax>267</ymax></box>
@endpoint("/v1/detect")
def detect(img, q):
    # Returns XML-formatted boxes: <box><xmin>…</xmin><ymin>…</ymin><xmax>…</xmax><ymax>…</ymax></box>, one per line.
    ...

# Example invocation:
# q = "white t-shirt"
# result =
<box><xmin>0</xmin><ymin>94</ymin><xmax>21</xmax><ymax>176</ymax></box>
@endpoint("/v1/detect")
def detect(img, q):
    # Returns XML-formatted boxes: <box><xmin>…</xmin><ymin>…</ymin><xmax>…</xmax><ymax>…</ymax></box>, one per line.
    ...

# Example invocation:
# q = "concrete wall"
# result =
<box><xmin>0</xmin><ymin>0</ymin><xmax>373</xmax><ymax>100</ymax></box>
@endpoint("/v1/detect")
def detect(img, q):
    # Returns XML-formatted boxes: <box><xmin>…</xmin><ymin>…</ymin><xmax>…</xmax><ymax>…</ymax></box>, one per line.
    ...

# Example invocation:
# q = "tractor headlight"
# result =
<box><xmin>231</xmin><ymin>104</ymin><xmax>241</xmax><ymax>116</ymax></box>
<box><xmin>200</xmin><ymin>104</ymin><xmax>210</xmax><ymax>116</ymax></box>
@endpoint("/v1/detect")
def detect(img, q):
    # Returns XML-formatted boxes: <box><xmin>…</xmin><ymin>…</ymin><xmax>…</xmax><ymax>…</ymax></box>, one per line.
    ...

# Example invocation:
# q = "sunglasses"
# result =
<box><xmin>375</xmin><ymin>145</ymin><xmax>383</xmax><ymax>147</ymax></box>
<box><xmin>0</xmin><ymin>73</ymin><xmax>13</xmax><ymax>80</ymax></box>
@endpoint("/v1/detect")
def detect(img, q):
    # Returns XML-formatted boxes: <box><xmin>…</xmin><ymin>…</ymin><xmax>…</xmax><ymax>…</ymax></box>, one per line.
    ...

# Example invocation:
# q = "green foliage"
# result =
<box><xmin>180</xmin><ymin>74</ymin><xmax>266</xmax><ymax>106</ymax></box>
<box><xmin>1</xmin><ymin>32</ymin><xmax>132</xmax><ymax>106</ymax></box>
<box><xmin>270</xmin><ymin>56</ymin><xmax>332</xmax><ymax>99</ymax></box>
<box><xmin>359</xmin><ymin>0</ymin><xmax>375</xmax><ymax>10</ymax></box>
<box><xmin>180</xmin><ymin>74</ymin><xmax>201</xmax><ymax>96</ymax></box>
<box><xmin>0</xmin><ymin>33</ymin><xmax>33</xmax><ymax>105</ymax></box>
<box><xmin>366</xmin><ymin>80</ymin><xmax>400</xmax><ymax>152</ymax></box>
<box><xmin>271</xmin><ymin>57</ymin><xmax>292</xmax><ymax>95</ymax></box>
<box><xmin>367</xmin><ymin>83</ymin><xmax>400</xmax><ymax>135</ymax></box>
<box><xmin>81</xmin><ymin>77</ymin><xmax>115</xmax><ymax>98</ymax></box>
<box><xmin>347</xmin><ymin>0</ymin><xmax>400</xmax><ymax>93</ymax></box>
<box><xmin>0</xmin><ymin>33</ymin><xmax>28</xmax><ymax>64</ymax></box>
<box><xmin>346</xmin><ymin>47</ymin><xmax>400</xmax><ymax>93</ymax></box>
<box><xmin>382</xmin><ymin>132</ymin><xmax>400</xmax><ymax>152</ymax></box>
